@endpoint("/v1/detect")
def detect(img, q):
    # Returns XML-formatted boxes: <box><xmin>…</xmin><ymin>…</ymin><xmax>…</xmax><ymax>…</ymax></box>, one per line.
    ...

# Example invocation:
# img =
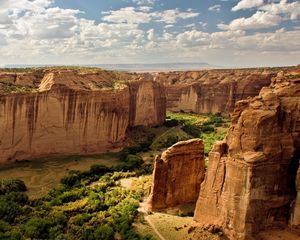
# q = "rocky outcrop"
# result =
<box><xmin>155</xmin><ymin>69</ymin><xmax>277</xmax><ymax>115</ymax></box>
<box><xmin>0</xmin><ymin>69</ymin><xmax>166</xmax><ymax>164</ymax></box>
<box><xmin>194</xmin><ymin>68</ymin><xmax>300</xmax><ymax>239</ymax></box>
<box><xmin>291</xmin><ymin>168</ymin><xmax>300</xmax><ymax>228</ymax></box>
<box><xmin>148</xmin><ymin>139</ymin><xmax>205</xmax><ymax>210</ymax></box>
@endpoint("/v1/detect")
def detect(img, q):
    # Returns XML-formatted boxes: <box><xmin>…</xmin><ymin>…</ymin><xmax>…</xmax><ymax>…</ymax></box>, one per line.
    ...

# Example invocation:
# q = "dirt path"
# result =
<box><xmin>138</xmin><ymin>202</ymin><xmax>167</xmax><ymax>240</ymax></box>
<box><xmin>144</xmin><ymin>215</ymin><xmax>167</xmax><ymax>240</ymax></box>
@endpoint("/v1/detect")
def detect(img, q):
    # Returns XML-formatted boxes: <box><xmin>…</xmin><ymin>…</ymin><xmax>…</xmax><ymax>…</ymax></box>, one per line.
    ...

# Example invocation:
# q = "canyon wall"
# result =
<box><xmin>147</xmin><ymin>139</ymin><xmax>205</xmax><ymax>210</ymax></box>
<box><xmin>155</xmin><ymin>69</ymin><xmax>276</xmax><ymax>115</ymax></box>
<box><xmin>194</xmin><ymin>68</ymin><xmax>300</xmax><ymax>239</ymax></box>
<box><xmin>0</xmin><ymin>70</ymin><xmax>166</xmax><ymax>164</ymax></box>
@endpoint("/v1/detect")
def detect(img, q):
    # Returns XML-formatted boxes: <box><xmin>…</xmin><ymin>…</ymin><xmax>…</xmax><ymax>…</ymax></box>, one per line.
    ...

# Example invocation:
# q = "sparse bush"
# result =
<box><xmin>201</xmin><ymin>125</ymin><xmax>215</xmax><ymax>133</ymax></box>
<box><xmin>182</xmin><ymin>124</ymin><xmax>201</xmax><ymax>137</ymax></box>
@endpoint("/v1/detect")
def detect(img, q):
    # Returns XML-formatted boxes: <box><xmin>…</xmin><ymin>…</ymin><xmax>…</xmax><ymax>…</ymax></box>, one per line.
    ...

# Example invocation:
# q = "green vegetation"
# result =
<box><xmin>166</xmin><ymin>112</ymin><xmax>229</xmax><ymax>155</ymax></box>
<box><xmin>0</xmin><ymin>159</ymin><xmax>153</xmax><ymax>239</ymax></box>
<box><xmin>0</xmin><ymin>82</ymin><xmax>36</xmax><ymax>93</ymax></box>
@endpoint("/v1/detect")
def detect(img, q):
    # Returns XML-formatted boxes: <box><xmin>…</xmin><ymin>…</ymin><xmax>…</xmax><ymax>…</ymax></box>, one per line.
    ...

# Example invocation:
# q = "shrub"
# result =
<box><xmin>89</xmin><ymin>164</ymin><xmax>110</xmax><ymax>175</ymax></box>
<box><xmin>201</xmin><ymin>125</ymin><xmax>215</xmax><ymax>133</ymax></box>
<box><xmin>0</xmin><ymin>179</ymin><xmax>27</xmax><ymax>194</ymax></box>
<box><xmin>24</xmin><ymin>217</ymin><xmax>53</xmax><ymax>239</ymax></box>
<box><xmin>0</xmin><ymin>198</ymin><xmax>21</xmax><ymax>223</ymax></box>
<box><xmin>164</xmin><ymin>119</ymin><xmax>179</xmax><ymax>127</ymax></box>
<box><xmin>125</xmin><ymin>155</ymin><xmax>143</xmax><ymax>168</ymax></box>
<box><xmin>70</xmin><ymin>213</ymin><xmax>92</xmax><ymax>226</ymax></box>
<box><xmin>94</xmin><ymin>224</ymin><xmax>114</xmax><ymax>240</ymax></box>
<box><xmin>3</xmin><ymin>191</ymin><xmax>28</xmax><ymax>205</ymax></box>
<box><xmin>162</xmin><ymin>135</ymin><xmax>179</xmax><ymax>148</ymax></box>
<box><xmin>182</xmin><ymin>124</ymin><xmax>201</xmax><ymax>137</ymax></box>
<box><xmin>60</xmin><ymin>171</ymin><xmax>81</xmax><ymax>187</ymax></box>
<box><xmin>59</xmin><ymin>191</ymin><xmax>80</xmax><ymax>204</ymax></box>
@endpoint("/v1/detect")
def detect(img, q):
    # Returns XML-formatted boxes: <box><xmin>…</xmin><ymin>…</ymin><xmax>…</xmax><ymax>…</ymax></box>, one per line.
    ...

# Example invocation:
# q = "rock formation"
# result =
<box><xmin>148</xmin><ymin>139</ymin><xmax>205</xmax><ymax>210</ymax></box>
<box><xmin>291</xmin><ymin>168</ymin><xmax>300</xmax><ymax>229</ymax></box>
<box><xmin>155</xmin><ymin>69</ymin><xmax>277</xmax><ymax>115</ymax></box>
<box><xmin>194</xmin><ymin>68</ymin><xmax>300</xmax><ymax>239</ymax></box>
<box><xmin>0</xmin><ymin>69</ymin><xmax>166</xmax><ymax>164</ymax></box>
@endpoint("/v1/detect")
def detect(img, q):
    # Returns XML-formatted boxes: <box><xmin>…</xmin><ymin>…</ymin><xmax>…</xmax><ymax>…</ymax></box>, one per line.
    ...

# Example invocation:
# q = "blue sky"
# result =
<box><xmin>0</xmin><ymin>0</ymin><xmax>299</xmax><ymax>67</ymax></box>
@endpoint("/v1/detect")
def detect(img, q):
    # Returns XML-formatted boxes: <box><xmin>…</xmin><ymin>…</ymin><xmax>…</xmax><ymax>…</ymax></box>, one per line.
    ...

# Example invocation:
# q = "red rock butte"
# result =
<box><xmin>147</xmin><ymin>138</ymin><xmax>205</xmax><ymax>210</ymax></box>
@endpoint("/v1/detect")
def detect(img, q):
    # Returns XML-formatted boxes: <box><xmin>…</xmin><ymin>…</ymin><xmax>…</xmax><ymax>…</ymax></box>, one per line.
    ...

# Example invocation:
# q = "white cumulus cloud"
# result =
<box><xmin>232</xmin><ymin>0</ymin><xmax>264</xmax><ymax>11</ymax></box>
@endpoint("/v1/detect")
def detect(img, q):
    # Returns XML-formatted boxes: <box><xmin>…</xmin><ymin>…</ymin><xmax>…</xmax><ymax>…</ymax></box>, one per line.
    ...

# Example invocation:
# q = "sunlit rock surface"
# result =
<box><xmin>194</xmin><ymin>67</ymin><xmax>300</xmax><ymax>239</ymax></box>
<box><xmin>0</xmin><ymin>69</ymin><xmax>166</xmax><ymax>164</ymax></box>
<box><xmin>155</xmin><ymin>69</ymin><xmax>277</xmax><ymax>115</ymax></box>
<box><xmin>148</xmin><ymin>139</ymin><xmax>205</xmax><ymax>210</ymax></box>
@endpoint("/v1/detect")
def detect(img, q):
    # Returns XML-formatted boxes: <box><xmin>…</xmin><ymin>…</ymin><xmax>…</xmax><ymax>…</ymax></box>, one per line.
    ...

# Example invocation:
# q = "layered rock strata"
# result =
<box><xmin>194</xmin><ymin>69</ymin><xmax>300</xmax><ymax>239</ymax></box>
<box><xmin>0</xmin><ymin>70</ymin><xmax>166</xmax><ymax>164</ymax></box>
<box><xmin>148</xmin><ymin>139</ymin><xmax>205</xmax><ymax>210</ymax></box>
<box><xmin>155</xmin><ymin>69</ymin><xmax>277</xmax><ymax>114</ymax></box>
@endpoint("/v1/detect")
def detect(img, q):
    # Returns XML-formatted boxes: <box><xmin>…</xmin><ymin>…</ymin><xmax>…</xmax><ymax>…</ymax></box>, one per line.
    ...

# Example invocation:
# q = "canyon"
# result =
<box><xmin>155</xmin><ymin>68</ymin><xmax>277</xmax><ymax>115</ymax></box>
<box><xmin>0</xmin><ymin>67</ymin><xmax>279</xmax><ymax>164</ymax></box>
<box><xmin>147</xmin><ymin>66</ymin><xmax>300</xmax><ymax>239</ymax></box>
<box><xmin>0</xmin><ymin>69</ymin><xmax>166</xmax><ymax>164</ymax></box>
<box><xmin>1</xmin><ymin>66</ymin><xmax>299</xmax><ymax>239</ymax></box>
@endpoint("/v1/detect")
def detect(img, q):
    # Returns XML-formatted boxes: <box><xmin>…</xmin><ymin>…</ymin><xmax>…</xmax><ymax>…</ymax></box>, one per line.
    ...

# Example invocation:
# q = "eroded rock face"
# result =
<box><xmin>148</xmin><ymin>139</ymin><xmax>205</xmax><ymax>210</ymax></box>
<box><xmin>128</xmin><ymin>77</ymin><xmax>166</xmax><ymax>127</ymax></box>
<box><xmin>155</xmin><ymin>69</ymin><xmax>276</xmax><ymax>115</ymax></box>
<box><xmin>0</xmin><ymin>70</ymin><xmax>166</xmax><ymax>164</ymax></box>
<box><xmin>291</xmin><ymin>168</ymin><xmax>300</xmax><ymax>228</ymax></box>
<box><xmin>194</xmin><ymin>68</ymin><xmax>300</xmax><ymax>239</ymax></box>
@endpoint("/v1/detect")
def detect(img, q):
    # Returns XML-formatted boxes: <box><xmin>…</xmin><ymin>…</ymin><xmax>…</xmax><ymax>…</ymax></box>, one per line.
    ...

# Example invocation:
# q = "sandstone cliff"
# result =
<box><xmin>154</xmin><ymin>69</ymin><xmax>277</xmax><ymax>115</ymax></box>
<box><xmin>0</xmin><ymin>69</ymin><xmax>166</xmax><ymax>164</ymax></box>
<box><xmin>194</xmin><ymin>68</ymin><xmax>300</xmax><ymax>239</ymax></box>
<box><xmin>148</xmin><ymin>139</ymin><xmax>205</xmax><ymax>210</ymax></box>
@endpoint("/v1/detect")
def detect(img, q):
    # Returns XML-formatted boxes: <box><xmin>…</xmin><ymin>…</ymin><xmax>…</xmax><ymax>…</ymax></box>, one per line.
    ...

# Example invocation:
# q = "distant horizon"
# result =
<box><xmin>1</xmin><ymin>62</ymin><xmax>298</xmax><ymax>70</ymax></box>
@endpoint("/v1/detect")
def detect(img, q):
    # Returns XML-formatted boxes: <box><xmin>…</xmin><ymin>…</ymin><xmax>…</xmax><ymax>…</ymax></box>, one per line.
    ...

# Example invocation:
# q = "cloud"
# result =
<box><xmin>235</xmin><ymin>28</ymin><xmax>300</xmax><ymax>52</ymax></box>
<box><xmin>260</xmin><ymin>0</ymin><xmax>300</xmax><ymax>20</ymax></box>
<box><xmin>221</xmin><ymin>0</ymin><xmax>300</xmax><ymax>30</ymax></box>
<box><xmin>147</xmin><ymin>28</ymin><xmax>154</xmax><ymax>40</ymax></box>
<box><xmin>176</xmin><ymin>30</ymin><xmax>210</xmax><ymax>47</ymax></box>
<box><xmin>0</xmin><ymin>0</ymin><xmax>298</xmax><ymax>66</ymax></box>
<box><xmin>218</xmin><ymin>11</ymin><xmax>281</xmax><ymax>30</ymax></box>
<box><xmin>102</xmin><ymin>7</ymin><xmax>200</xmax><ymax>25</ymax></box>
<box><xmin>102</xmin><ymin>7</ymin><xmax>151</xmax><ymax>24</ymax></box>
<box><xmin>132</xmin><ymin>0</ymin><xmax>156</xmax><ymax>5</ymax></box>
<box><xmin>232</xmin><ymin>0</ymin><xmax>264</xmax><ymax>11</ymax></box>
<box><xmin>164</xmin><ymin>24</ymin><xmax>174</xmax><ymax>28</ymax></box>
<box><xmin>209</xmin><ymin>5</ymin><xmax>221</xmax><ymax>13</ymax></box>
<box><xmin>152</xmin><ymin>9</ymin><xmax>200</xmax><ymax>24</ymax></box>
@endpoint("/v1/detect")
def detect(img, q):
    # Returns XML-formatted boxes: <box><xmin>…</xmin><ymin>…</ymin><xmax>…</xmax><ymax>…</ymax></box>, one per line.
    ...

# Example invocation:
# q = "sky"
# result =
<box><xmin>0</xmin><ymin>0</ymin><xmax>299</xmax><ymax>67</ymax></box>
